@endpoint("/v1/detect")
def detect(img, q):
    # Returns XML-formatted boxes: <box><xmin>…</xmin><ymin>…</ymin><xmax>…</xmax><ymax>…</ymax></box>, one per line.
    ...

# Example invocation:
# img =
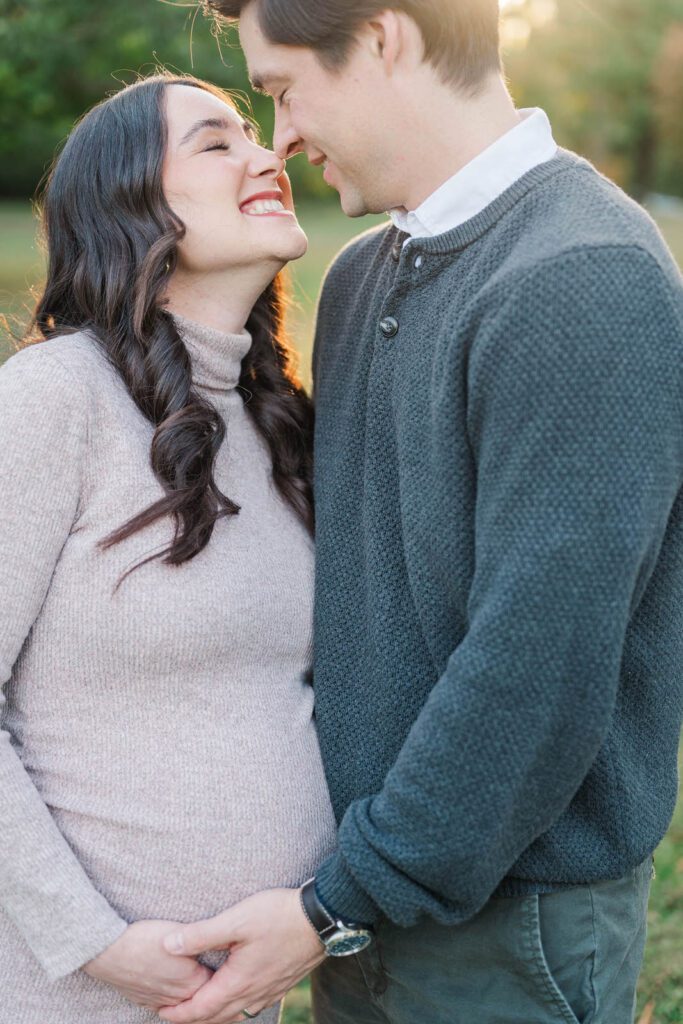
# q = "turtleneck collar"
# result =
<box><xmin>171</xmin><ymin>312</ymin><xmax>252</xmax><ymax>392</ymax></box>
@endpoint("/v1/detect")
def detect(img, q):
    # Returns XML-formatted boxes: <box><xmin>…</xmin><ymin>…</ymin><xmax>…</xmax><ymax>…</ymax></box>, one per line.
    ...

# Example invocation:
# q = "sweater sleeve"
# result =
<box><xmin>0</xmin><ymin>345</ymin><xmax>128</xmax><ymax>979</ymax></box>
<box><xmin>314</xmin><ymin>245</ymin><xmax>683</xmax><ymax>927</ymax></box>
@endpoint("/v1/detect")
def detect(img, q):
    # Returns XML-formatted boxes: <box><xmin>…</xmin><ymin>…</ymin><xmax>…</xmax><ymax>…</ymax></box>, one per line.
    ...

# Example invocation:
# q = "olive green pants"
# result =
<box><xmin>311</xmin><ymin>858</ymin><xmax>652</xmax><ymax>1024</ymax></box>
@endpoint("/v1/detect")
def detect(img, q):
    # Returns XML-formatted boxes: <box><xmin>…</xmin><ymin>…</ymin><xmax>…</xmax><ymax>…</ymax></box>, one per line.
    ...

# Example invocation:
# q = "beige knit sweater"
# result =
<box><xmin>0</xmin><ymin>315</ymin><xmax>337</xmax><ymax>1023</ymax></box>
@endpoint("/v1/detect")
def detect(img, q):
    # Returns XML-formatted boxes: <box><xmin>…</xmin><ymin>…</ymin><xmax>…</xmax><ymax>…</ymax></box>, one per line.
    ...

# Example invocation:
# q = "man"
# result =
<box><xmin>158</xmin><ymin>2</ymin><xmax>683</xmax><ymax>1022</ymax></box>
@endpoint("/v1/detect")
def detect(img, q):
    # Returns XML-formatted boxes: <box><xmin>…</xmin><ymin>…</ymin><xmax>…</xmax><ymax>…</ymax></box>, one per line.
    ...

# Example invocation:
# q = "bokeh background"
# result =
<box><xmin>0</xmin><ymin>1</ymin><xmax>681</xmax><ymax>1021</ymax></box>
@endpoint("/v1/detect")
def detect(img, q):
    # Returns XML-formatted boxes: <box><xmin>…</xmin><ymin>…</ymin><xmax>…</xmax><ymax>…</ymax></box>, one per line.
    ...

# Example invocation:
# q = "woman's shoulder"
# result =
<box><xmin>0</xmin><ymin>332</ymin><xmax>122</xmax><ymax>452</ymax></box>
<box><xmin>0</xmin><ymin>332</ymin><xmax>109</xmax><ymax>466</ymax></box>
<box><xmin>0</xmin><ymin>330</ymin><xmax>113</xmax><ymax>404</ymax></box>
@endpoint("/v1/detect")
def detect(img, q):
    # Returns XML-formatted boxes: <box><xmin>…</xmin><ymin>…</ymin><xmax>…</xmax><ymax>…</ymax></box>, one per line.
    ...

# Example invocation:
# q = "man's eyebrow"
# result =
<box><xmin>179</xmin><ymin>116</ymin><xmax>257</xmax><ymax>147</ymax></box>
<box><xmin>249</xmin><ymin>73</ymin><xmax>282</xmax><ymax>95</ymax></box>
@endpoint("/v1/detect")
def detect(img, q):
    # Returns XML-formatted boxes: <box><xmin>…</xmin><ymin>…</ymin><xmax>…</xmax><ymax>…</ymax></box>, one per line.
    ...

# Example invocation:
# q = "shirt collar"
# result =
<box><xmin>389</xmin><ymin>108</ymin><xmax>557</xmax><ymax>241</ymax></box>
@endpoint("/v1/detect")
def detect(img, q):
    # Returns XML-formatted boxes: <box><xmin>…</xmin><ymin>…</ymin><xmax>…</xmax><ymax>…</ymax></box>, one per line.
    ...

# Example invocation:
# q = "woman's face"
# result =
<box><xmin>161</xmin><ymin>83</ymin><xmax>307</xmax><ymax>274</ymax></box>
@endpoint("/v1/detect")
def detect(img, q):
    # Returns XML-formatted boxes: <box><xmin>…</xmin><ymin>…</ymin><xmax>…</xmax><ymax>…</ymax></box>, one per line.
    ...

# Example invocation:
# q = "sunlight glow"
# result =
<box><xmin>499</xmin><ymin>0</ymin><xmax>558</xmax><ymax>47</ymax></box>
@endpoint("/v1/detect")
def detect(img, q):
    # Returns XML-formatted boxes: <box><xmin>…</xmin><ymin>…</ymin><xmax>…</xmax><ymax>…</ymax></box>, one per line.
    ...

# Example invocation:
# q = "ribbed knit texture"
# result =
<box><xmin>311</xmin><ymin>150</ymin><xmax>683</xmax><ymax>929</ymax></box>
<box><xmin>0</xmin><ymin>314</ymin><xmax>336</xmax><ymax>1022</ymax></box>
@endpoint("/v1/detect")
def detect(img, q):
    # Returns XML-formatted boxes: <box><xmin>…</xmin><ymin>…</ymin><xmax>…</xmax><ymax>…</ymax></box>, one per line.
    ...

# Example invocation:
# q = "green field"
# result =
<box><xmin>1</xmin><ymin>200</ymin><xmax>682</xmax><ymax>1023</ymax></box>
<box><xmin>0</xmin><ymin>199</ymin><xmax>387</xmax><ymax>382</ymax></box>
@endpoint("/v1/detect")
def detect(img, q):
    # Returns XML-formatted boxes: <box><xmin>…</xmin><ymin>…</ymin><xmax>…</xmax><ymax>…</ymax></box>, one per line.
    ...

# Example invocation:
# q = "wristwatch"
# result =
<box><xmin>300</xmin><ymin>878</ymin><xmax>374</xmax><ymax>957</ymax></box>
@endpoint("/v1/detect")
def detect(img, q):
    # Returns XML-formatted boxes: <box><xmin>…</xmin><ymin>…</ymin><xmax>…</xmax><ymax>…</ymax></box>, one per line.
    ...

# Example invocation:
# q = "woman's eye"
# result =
<box><xmin>205</xmin><ymin>142</ymin><xmax>230</xmax><ymax>152</ymax></box>
<box><xmin>278</xmin><ymin>90</ymin><xmax>289</xmax><ymax>107</ymax></box>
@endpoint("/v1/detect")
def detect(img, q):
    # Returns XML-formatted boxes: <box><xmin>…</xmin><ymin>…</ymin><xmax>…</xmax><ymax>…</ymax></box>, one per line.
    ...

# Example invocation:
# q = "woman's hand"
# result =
<box><xmin>157</xmin><ymin>888</ymin><xmax>326</xmax><ymax>1023</ymax></box>
<box><xmin>84</xmin><ymin>920</ymin><xmax>213</xmax><ymax>1009</ymax></box>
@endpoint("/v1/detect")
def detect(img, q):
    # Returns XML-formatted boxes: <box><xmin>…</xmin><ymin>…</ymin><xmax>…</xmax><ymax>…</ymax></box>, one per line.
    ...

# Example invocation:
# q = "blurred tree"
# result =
<box><xmin>1</xmin><ymin>0</ymin><xmax>682</xmax><ymax>200</ymax></box>
<box><xmin>653</xmin><ymin>21</ymin><xmax>683</xmax><ymax>195</ymax></box>
<box><xmin>504</xmin><ymin>0</ymin><xmax>683</xmax><ymax>198</ymax></box>
<box><xmin>0</xmin><ymin>0</ymin><xmax>327</xmax><ymax>199</ymax></box>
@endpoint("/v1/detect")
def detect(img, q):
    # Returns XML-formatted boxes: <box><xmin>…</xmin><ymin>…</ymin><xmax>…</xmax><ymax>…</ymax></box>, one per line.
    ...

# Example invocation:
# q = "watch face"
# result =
<box><xmin>326</xmin><ymin>930</ymin><xmax>373</xmax><ymax>957</ymax></box>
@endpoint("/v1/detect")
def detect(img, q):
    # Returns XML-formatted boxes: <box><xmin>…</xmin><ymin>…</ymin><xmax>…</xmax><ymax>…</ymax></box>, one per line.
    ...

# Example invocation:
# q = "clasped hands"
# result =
<box><xmin>84</xmin><ymin>887</ymin><xmax>326</xmax><ymax>1024</ymax></box>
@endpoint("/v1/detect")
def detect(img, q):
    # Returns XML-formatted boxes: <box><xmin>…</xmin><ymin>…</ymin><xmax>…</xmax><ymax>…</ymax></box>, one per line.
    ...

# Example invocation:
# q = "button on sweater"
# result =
<box><xmin>311</xmin><ymin>150</ymin><xmax>683</xmax><ymax>929</ymax></box>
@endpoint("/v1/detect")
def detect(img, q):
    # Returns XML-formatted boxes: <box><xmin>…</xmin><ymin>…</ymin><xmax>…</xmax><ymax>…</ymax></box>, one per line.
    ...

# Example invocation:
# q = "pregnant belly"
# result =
<box><xmin>38</xmin><ymin>705</ymin><xmax>338</xmax><ymax>929</ymax></box>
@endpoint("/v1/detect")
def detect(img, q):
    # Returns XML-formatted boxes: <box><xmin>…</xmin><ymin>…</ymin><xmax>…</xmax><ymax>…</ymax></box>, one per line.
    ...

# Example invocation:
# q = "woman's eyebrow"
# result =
<box><xmin>242</xmin><ymin>118</ymin><xmax>259</xmax><ymax>138</ymax></box>
<box><xmin>179</xmin><ymin>116</ymin><xmax>244</xmax><ymax>148</ymax></box>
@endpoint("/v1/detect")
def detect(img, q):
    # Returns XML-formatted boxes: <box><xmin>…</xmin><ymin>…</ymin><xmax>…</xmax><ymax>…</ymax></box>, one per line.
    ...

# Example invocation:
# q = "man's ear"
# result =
<box><xmin>363</xmin><ymin>9</ymin><xmax>404</xmax><ymax>74</ymax></box>
<box><xmin>364</xmin><ymin>9</ymin><xmax>424</xmax><ymax>76</ymax></box>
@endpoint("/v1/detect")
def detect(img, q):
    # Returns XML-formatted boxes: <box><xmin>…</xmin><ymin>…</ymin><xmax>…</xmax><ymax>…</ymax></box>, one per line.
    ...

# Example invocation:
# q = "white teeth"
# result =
<box><xmin>242</xmin><ymin>199</ymin><xmax>287</xmax><ymax>215</ymax></box>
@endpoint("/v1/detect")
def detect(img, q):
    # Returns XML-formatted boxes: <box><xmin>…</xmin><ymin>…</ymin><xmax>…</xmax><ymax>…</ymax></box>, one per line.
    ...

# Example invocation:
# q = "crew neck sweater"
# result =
<box><xmin>0</xmin><ymin>314</ymin><xmax>336</xmax><ymax>1022</ymax></box>
<box><xmin>311</xmin><ymin>150</ymin><xmax>683</xmax><ymax>928</ymax></box>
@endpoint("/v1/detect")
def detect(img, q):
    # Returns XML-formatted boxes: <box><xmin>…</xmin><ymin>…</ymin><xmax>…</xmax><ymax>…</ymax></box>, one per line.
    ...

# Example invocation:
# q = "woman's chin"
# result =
<box><xmin>288</xmin><ymin>235</ymin><xmax>309</xmax><ymax>261</ymax></box>
<box><xmin>268</xmin><ymin>233</ymin><xmax>309</xmax><ymax>264</ymax></box>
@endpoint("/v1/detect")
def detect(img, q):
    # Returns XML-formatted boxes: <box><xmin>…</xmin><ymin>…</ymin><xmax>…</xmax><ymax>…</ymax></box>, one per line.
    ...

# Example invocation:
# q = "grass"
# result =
<box><xmin>285</xmin><ymin>203</ymin><xmax>386</xmax><ymax>387</ymax></box>
<box><xmin>1</xmin><ymin>199</ymin><xmax>682</xmax><ymax>1023</ymax></box>
<box><xmin>651</xmin><ymin>211</ymin><xmax>683</xmax><ymax>267</ymax></box>
<box><xmin>0</xmin><ymin>199</ymin><xmax>387</xmax><ymax>384</ymax></box>
<box><xmin>638</xmin><ymin>773</ymin><xmax>683</xmax><ymax>1024</ymax></box>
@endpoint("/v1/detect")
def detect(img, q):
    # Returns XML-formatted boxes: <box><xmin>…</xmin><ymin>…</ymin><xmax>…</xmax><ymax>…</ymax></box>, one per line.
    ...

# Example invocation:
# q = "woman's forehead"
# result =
<box><xmin>164</xmin><ymin>83</ymin><xmax>239</xmax><ymax>135</ymax></box>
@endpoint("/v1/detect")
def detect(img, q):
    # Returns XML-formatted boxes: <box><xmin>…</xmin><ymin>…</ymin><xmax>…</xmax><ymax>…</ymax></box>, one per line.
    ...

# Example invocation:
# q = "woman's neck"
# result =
<box><xmin>164</xmin><ymin>263</ymin><xmax>279</xmax><ymax>335</ymax></box>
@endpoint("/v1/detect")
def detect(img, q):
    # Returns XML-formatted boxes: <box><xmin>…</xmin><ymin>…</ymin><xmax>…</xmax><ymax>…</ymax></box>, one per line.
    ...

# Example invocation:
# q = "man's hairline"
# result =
<box><xmin>231</xmin><ymin>0</ymin><xmax>499</xmax><ymax>98</ymax></box>
<box><xmin>234</xmin><ymin>0</ymin><xmax>382</xmax><ymax>83</ymax></box>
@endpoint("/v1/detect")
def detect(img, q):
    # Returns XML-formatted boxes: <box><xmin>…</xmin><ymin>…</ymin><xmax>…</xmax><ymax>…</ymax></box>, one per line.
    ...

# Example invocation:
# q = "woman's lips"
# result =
<box><xmin>241</xmin><ymin>200</ymin><xmax>292</xmax><ymax>217</ymax></box>
<box><xmin>239</xmin><ymin>191</ymin><xmax>295</xmax><ymax>217</ymax></box>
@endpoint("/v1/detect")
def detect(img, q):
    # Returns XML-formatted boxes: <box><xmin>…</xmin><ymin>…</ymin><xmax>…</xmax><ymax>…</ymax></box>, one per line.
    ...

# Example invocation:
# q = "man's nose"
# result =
<box><xmin>273</xmin><ymin>116</ymin><xmax>304</xmax><ymax>162</ymax></box>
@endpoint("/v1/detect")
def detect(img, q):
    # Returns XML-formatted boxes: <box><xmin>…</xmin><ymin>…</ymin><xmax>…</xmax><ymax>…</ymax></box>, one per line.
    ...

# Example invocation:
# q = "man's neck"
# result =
<box><xmin>395</xmin><ymin>74</ymin><xmax>522</xmax><ymax>213</ymax></box>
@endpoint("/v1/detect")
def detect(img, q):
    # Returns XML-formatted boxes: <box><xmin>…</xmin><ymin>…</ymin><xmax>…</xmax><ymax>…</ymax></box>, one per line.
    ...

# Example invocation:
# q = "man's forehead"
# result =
<box><xmin>239</xmin><ymin>4</ymin><xmax>300</xmax><ymax>84</ymax></box>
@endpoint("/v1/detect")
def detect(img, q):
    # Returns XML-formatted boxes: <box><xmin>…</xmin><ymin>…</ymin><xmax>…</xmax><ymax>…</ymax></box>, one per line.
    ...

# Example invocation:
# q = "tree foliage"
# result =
<box><xmin>503</xmin><ymin>0</ymin><xmax>683</xmax><ymax>197</ymax></box>
<box><xmin>0</xmin><ymin>0</ymin><xmax>682</xmax><ymax>199</ymax></box>
<box><xmin>0</xmin><ymin>0</ymin><xmax>326</xmax><ymax>199</ymax></box>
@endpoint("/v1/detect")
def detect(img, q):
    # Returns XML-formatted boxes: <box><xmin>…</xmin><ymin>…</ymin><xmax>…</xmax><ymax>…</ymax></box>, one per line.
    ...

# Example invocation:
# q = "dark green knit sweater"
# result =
<box><xmin>311</xmin><ymin>151</ymin><xmax>683</xmax><ymax>929</ymax></box>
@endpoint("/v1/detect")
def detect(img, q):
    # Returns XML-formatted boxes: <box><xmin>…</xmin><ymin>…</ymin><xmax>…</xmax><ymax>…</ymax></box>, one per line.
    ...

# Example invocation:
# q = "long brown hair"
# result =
<box><xmin>28</xmin><ymin>72</ymin><xmax>313</xmax><ymax>573</ymax></box>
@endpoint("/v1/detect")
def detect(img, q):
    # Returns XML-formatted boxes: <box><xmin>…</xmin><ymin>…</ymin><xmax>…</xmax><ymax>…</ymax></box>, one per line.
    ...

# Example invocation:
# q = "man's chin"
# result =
<box><xmin>338</xmin><ymin>190</ymin><xmax>372</xmax><ymax>219</ymax></box>
<box><xmin>337</xmin><ymin>184</ymin><xmax>388</xmax><ymax>219</ymax></box>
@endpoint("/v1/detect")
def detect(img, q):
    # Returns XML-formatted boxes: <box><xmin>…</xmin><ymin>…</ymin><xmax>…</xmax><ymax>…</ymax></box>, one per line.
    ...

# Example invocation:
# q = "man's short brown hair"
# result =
<box><xmin>207</xmin><ymin>0</ymin><xmax>501</xmax><ymax>93</ymax></box>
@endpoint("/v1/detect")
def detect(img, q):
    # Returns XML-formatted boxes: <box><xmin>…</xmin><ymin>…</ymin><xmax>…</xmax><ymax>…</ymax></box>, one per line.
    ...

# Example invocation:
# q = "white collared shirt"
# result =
<box><xmin>389</xmin><ymin>108</ymin><xmax>558</xmax><ymax>241</ymax></box>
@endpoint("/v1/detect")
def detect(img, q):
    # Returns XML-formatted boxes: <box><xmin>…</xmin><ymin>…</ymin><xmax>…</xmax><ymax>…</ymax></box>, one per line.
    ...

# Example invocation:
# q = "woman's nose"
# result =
<box><xmin>249</xmin><ymin>144</ymin><xmax>286</xmax><ymax>180</ymax></box>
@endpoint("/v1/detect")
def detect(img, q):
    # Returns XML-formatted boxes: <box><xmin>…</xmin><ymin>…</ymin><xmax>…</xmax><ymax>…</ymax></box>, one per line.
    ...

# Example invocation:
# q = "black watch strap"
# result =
<box><xmin>300</xmin><ymin>878</ymin><xmax>342</xmax><ymax>940</ymax></box>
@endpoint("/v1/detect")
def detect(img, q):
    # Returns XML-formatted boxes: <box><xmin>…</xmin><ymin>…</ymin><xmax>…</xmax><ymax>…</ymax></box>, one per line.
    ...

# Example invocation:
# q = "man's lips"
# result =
<box><xmin>309</xmin><ymin>154</ymin><xmax>337</xmax><ymax>188</ymax></box>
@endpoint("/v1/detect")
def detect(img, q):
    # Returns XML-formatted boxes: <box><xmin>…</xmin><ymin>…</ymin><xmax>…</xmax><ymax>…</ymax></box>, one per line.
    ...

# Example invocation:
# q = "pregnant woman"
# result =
<box><xmin>0</xmin><ymin>73</ymin><xmax>336</xmax><ymax>1022</ymax></box>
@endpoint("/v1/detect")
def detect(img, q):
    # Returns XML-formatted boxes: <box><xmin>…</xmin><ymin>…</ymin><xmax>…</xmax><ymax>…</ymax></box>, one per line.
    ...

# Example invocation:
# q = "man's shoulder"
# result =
<box><xmin>321</xmin><ymin>220</ymin><xmax>395</xmax><ymax>295</ymax></box>
<box><xmin>482</xmin><ymin>157</ymin><xmax>683</xmax><ymax>308</ymax></box>
<box><xmin>512</xmin><ymin>154</ymin><xmax>679</xmax><ymax>277</ymax></box>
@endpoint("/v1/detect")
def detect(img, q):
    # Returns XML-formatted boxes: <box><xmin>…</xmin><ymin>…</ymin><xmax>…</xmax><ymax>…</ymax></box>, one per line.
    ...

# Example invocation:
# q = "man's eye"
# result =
<box><xmin>277</xmin><ymin>90</ymin><xmax>289</xmax><ymax>107</ymax></box>
<box><xmin>205</xmin><ymin>142</ymin><xmax>230</xmax><ymax>152</ymax></box>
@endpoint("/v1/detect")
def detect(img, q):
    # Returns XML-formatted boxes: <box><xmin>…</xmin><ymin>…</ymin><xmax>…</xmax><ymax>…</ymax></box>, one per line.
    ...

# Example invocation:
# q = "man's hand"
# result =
<box><xmin>83</xmin><ymin>920</ymin><xmax>213</xmax><ymax>1009</ymax></box>
<box><xmin>157</xmin><ymin>888</ymin><xmax>326</xmax><ymax>1024</ymax></box>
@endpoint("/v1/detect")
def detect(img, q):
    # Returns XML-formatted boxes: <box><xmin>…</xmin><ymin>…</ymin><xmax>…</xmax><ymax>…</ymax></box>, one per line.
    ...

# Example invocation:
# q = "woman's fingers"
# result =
<box><xmin>164</xmin><ymin>911</ymin><xmax>236</xmax><ymax>958</ymax></box>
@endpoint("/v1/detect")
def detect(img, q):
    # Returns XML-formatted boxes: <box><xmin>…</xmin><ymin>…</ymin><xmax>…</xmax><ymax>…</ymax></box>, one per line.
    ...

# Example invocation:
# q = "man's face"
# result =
<box><xmin>239</xmin><ymin>3</ymin><xmax>396</xmax><ymax>217</ymax></box>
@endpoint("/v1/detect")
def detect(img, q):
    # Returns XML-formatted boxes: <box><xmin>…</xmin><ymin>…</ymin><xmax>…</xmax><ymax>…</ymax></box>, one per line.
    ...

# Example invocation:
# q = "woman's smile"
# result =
<box><xmin>240</xmin><ymin>190</ymin><xmax>294</xmax><ymax>217</ymax></box>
